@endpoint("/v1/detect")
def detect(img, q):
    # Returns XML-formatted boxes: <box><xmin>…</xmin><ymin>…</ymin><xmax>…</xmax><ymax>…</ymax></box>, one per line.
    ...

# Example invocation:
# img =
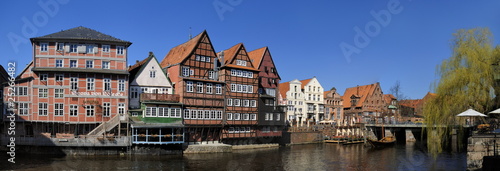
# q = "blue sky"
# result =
<box><xmin>1</xmin><ymin>0</ymin><xmax>499</xmax><ymax>99</ymax></box>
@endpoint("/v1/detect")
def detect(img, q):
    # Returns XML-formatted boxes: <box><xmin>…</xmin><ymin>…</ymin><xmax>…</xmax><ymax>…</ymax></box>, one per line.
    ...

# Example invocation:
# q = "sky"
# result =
<box><xmin>1</xmin><ymin>0</ymin><xmax>499</xmax><ymax>99</ymax></box>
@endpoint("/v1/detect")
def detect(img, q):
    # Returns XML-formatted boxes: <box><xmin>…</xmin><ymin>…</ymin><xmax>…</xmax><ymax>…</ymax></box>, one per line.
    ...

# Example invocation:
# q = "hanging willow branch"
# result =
<box><xmin>424</xmin><ymin>27</ymin><xmax>498</xmax><ymax>158</ymax></box>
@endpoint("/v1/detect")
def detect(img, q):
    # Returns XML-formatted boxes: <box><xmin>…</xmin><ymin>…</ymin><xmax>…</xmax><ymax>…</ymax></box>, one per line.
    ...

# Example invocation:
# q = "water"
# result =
<box><xmin>1</xmin><ymin>143</ymin><xmax>466</xmax><ymax>171</ymax></box>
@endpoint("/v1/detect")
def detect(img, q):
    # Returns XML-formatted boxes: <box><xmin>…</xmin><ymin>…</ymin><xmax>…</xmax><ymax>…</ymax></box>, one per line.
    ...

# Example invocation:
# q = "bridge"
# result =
<box><xmin>364</xmin><ymin>123</ymin><xmax>473</xmax><ymax>141</ymax></box>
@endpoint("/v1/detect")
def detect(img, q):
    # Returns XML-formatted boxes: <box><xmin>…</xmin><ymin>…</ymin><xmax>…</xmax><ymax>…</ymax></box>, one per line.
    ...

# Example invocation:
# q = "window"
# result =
<box><xmin>242</xmin><ymin>71</ymin><xmax>247</xmax><ymax>78</ymax></box>
<box><xmin>217</xmin><ymin>111</ymin><xmax>222</xmax><ymax>119</ymax></box>
<box><xmin>70</xmin><ymin>60</ymin><xmax>77</xmax><ymax>68</ymax></box>
<box><xmin>39</xmin><ymin>88</ymin><xmax>48</xmax><ymax>98</ymax></box>
<box><xmin>234</xmin><ymin>113</ymin><xmax>240</xmax><ymax>120</ymax></box>
<box><xmin>55</xmin><ymin>74</ymin><xmax>64</xmax><ymax>82</ymax></box>
<box><xmin>184</xmin><ymin>109</ymin><xmax>190</xmax><ymax>119</ymax></box>
<box><xmin>231</xmin><ymin>69</ymin><xmax>237</xmax><ymax>76</ymax></box>
<box><xmin>150</xmin><ymin>70</ymin><xmax>156</xmax><ymax>78</ymax></box>
<box><xmin>18</xmin><ymin>103</ymin><xmax>29</xmax><ymax>115</ymax></box>
<box><xmin>117</xmin><ymin>46</ymin><xmax>124</xmax><ymax>55</ymax></box>
<box><xmin>248</xmin><ymin>85</ymin><xmax>253</xmax><ymax>93</ymax></box>
<box><xmin>242</xmin><ymin>85</ymin><xmax>247</xmax><ymax>93</ymax></box>
<box><xmin>236</xmin><ymin>60</ymin><xmax>242</xmax><ymax>66</ymax></box>
<box><xmin>102</xmin><ymin>61</ymin><xmax>110</xmax><ymax>69</ymax></box>
<box><xmin>55</xmin><ymin>103</ymin><xmax>64</xmax><ymax>116</ymax></box>
<box><xmin>242</xmin><ymin>61</ymin><xmax>247</xmax><ymax>66</ymax></box>
<box><xmin>87</xmin><ymin>78</ymin><xmax>95</xmax><ymax>90</ymax></box>
<box><xmin>243</xmin><ymin>100</ymin><xmax>249</xmax><ymax>107</ymax></box>
<box><xmin>231</xmin><ymin>84</ymin><xmax>237</xmax><ymax>92</ymax></box>
<box><xmin>118</xmin><ymin>103</ymin><xmax>125</xmax><ymax>115</ymax></box>
<box><xmin>237</xmin><ymin>84</ymin><xmax>243</xmax><ymax>92</ymax></box>
<box><xmin>248</xmin><ymin>72</ymin><xmax>253</xmax><ymax>78</ymax></box>
<box><xmin>56</xmin><ymin>59</ymin><xmax>63</xmax><ymax>67</ymax></box>
<box><xmin>186</xmin><ymin>81</ymin><xmax>193</xmax><ymax>92</ymax></box>
<box><xmin>130</xmin><ymin>87</ymin><xmax>138</xmax><ymax>98</ymax></box>
<box><xmin>57</xmin><ymin>42</ymin><xmax>64</xmax><ymax>51</ymax></box>
<box><xmin>118</xmin><ymin>79</ymin><xmax>125</xmax><ymax>92</ymax></box>
<box><xmin>251</xmin><ymin>114</ymin><xmax>257</xmax><ymax>120</ymax></box>
<box><xmin>70</xmin><ymin>77</ymin><xmax>78</xmax><ymax>91</ymax></box>
<box><xmin>39</xmin><ymin>103</ymin><xmax>48</xmax><ymax>116</ymax></box>
<box><xmin>206</xmin><ymin>56</ymin><xmax>210</xmax><ymax>62</ymax></box>
<box><xmin>86</xmin><ymin>60</ymin><xmax>93</xmax><ymax>68</ymax></box>
<box><xmin>237</xmin><ymin>70</ymin><xmax>242</xmax><ymax>77</ymax></box>
<box><xmin>40</xmin><ymin>43</ymin><xmax>48</xmax><ymax>52</ymax></box>
<box><xmin>55</xmin><ymin>89</ymin><xmax>64</xmax><ymax>98</ymax></box>
<box><xmin>40</xmin><ymin>74</ymin><xmax>48</xmax><ymax>81</ymax></box>
<box><xmin>227</xmin><ymin>113</ymin><xmax>233</xmax><ymax>120</ymax></box>
<box><xmin>104</xmin><ymin>78</ymin><xmax>111</xmax><ymax>91</ymax></box>
<box><xmin>182</xmin><ymin>67</ymin><xmax>190</xmax><ymax>77</ymax></box>
<box><xmin>190</xmin><ymin>110</ymin><xmax>197</xmax><ymax>119</ymax></box>
<box><xmin>196</xmin><ymin>82</ymin><xmax>203</xmax><ymax>93</ymax></box>
<box><xmin>234</xmin><ymin>99</ymin><xmax>240</xmax><ymax>106</ymax></box>
<box><xmin>204</xmin><ymin>110</ymin><xmax>210</xmax><ymax>119</ymax></box>
<box><xmin>200</xmin><ymin>56</ymin><xmax>205</xmax><ymax>62</ymax></box>
<box><xmin>103</xmin><ymin>103</ymin><xmax>110</xmax><ymax>117</ymax></box>
<box><xmin>227</xmin><ymin>98</ymin><xmax>233</xmax><ymax>106</ymax></box>
<box><xmin>86</xmin><ymin>105</ymin><xmax>94</xmax><ymax>116</ymax></box>
<box><xmin>208</xmin><ymin>71</ymin><xmax>215</xmax><ymax>79</ymax></box>
<box><xmin>70</xmin><ymin>105</ymin><xmax>78</xmax><ymax>116</ymax></box>
<box><xmin>86</xmin><ymin>45</ymin><xmax>95</xmax><ymax>53</ymax></box>
<box><xmin>250</xmin><ymin>100</ymin><xmax>256</xmax><ymax>107</ymax></box>
<box><xmin>243</xmin><ymin>114</ymin><xmax>249</xmax><ymax>120</ymax></box>
<box><xmin>195</xmin><ymin>55</ymin><xmax>200</xmax><ymax>61</ymax></box>
<box><xmin>102</xmin><ymin>45</ymin><xmax>110</xmax><ymax>52</ymax></box>
<box><xmin>70</xmin><ymin>44</ymin><xmax>78</xmax><ymax>53</ymax></box>
<box><xmin>276</xmin><ymin>113</ymin><xmax>281</xmax><ymax>121</ymax></box>
<box><xmin>15</xmin><ymin>87</ymin><xmax>28</xmax><ymax>96</ymax></box>
<box><xmin>216</xmin><ymin>84</ymin><xmax>222</xmax><ymax>94</ymax></box>
<box><xmin>206</xmin><ymin>83</ymin><xmax>213</xmax><ymax>94</ymax></box>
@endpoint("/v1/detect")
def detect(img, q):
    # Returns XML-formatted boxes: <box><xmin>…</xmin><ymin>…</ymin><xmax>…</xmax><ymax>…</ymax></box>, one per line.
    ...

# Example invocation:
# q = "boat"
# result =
<box><xmin>367</xmin><ymin>136</ymin><xmax>396</xmax><ymax>147</ymax></box>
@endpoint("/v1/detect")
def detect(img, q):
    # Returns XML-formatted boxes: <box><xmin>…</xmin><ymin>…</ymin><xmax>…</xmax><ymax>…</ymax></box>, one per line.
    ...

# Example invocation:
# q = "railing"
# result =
<box><xmin>140</xmin><ymin>93</ymin><xmax>180</xmax><ymax>103</ymax></box>
<box><xmin>87</xmin><ymin>114</ymin><xmax>121</xmax><ymax>136</ymax></box>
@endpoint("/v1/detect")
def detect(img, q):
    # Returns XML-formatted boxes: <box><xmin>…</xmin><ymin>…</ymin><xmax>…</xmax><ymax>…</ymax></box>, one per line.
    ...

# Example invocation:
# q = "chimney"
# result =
<box><xmin>356</xmin><ymin>85</ymin><xmax>359</xmax><ymax>95</ymax></box>
<box><xmin>149</xmin><ymin>51</ymin><xmax>153</xmax><ymax>57</ymax></box>
<box><xmin>136</xmin><ymin>60</ymin><xmax>139</xmax><ymax>63</ymax></box>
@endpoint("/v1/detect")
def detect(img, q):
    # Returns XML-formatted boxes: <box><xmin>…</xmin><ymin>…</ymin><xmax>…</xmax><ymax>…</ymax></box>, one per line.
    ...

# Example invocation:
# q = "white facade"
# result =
<box><xmin>283</xmin><ymin>77</ymin><xmax>325</xmax><ymax>126</ymax></box>
<box><xmin>129</xmin><ymin>56</ymin><xmax>173</xmax><ymax>109</ymax></box>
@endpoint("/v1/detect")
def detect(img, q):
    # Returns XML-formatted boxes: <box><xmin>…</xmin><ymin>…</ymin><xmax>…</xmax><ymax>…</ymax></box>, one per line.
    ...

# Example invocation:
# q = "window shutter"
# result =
<box><xmin>78</xmin><ymin>44</ymin><xmax>86</xmax><ymax>53</ymax></box>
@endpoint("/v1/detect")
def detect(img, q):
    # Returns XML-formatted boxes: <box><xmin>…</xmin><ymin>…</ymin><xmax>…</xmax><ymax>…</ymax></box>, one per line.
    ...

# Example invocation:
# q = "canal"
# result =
<box><xmin>1</xmin><ymin>142</ymin><xmax>466</xmax><ymax>170</ymax></box>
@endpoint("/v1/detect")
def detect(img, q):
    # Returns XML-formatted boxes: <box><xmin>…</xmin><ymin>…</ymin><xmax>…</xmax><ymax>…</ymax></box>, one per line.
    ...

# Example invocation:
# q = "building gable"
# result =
<box><xmin>130</xmin><ymin>53</ymin><xmax>172</xmax><ymax>88</ymax></box>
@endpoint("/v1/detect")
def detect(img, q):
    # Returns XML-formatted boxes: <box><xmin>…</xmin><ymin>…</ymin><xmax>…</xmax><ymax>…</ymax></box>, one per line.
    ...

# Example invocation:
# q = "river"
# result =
<box><xmin>1</xmin><ymin>142</ymin><xmax>466</xmax><ymax>171</ymax></box>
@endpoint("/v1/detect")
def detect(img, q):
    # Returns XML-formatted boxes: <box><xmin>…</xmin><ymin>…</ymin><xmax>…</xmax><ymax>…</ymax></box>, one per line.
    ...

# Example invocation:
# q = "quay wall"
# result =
<box><xmin>467</xmin><ymin>135</ymin><xmax>500</xmax><ymax>170</ymax></box>
<box><xmin>281</xmin><ymin>131</ymin><xmax>323</xmax><ymax>145</ymax></box>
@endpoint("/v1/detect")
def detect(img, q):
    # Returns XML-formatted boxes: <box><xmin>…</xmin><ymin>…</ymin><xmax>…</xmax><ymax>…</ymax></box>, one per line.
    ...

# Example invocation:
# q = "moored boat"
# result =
<box><xmin>367</xmin><ymin>136</ymin><xmax>396</xmax><ymax>147</ymax></box>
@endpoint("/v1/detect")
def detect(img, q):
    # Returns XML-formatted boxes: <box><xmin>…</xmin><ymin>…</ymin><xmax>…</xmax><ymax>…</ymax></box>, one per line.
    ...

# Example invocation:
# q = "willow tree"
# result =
<box><xmin>424</xmin><ymin>28</ymin><xmax>499</xmax><ymax>157</ymax></box>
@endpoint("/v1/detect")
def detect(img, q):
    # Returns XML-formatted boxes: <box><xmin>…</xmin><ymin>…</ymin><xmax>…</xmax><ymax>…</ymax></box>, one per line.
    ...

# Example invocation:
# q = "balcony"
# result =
<box><xmin>140</xmin><ymin>93</ymin><xmax>180</xmax><ymax>103</ymax></box>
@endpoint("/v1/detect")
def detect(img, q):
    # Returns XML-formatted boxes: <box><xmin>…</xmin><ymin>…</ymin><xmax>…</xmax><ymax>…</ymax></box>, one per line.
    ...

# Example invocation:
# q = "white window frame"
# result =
<box><xmin>70</xmin><ymin>60</ymin><xmax>77</xmax><ymax>68</ymax></box>
<box><xmin>40</xmin><ymin>43</ymin><xmax>48</xmax><ymax>52</ymax></box>
<box><xmin>102</xmin><ymin>45</ymin><xmax>110</xmax><ymax>53</ymax></box>
<box><xmin>216</xmin><ymin>84</ymin><xmax>222</xmax><ymax>94</ymax></box>
<box><xmin>196</xmin><ymin>82</ymin><xmax>203</xmax><ymax>93</ymax></box>
<box><xmin>248</xmin><ymin>85</ymin><xmax>253</xmax><ymax>93</ymax></box>
<box><xmin>86</xmin><ymin>105</ymin><xmax>95</xmax><ymax>117</ymax></box>
<box><xmin>250</xmin><ymin>114</ymin><xmax>257</xmax><ymax>120</ymax></box>
<box><xmin>57</xmin><ymin>42</ymin><xmax>64</xmax><ymax>51</ymax></box>
<box><xmin>40</xmin><ymin>74</ymin><xmax>48</xmax><ymax>81</ymax></box>
<box><xmin>15</xmin><ymin>87</ymin><xmax>28</xmax><ymax>96</ymax></box>
<box><xmin>231</xmin><ymin>69</ymin><xmax>237</xmax><ymax>76</ymax></box>
<box><xmin>70</xmin><ymin>77</ymin><xmax>78</xmax><ymax>91</ymax></box>
<box><xmin>86</xmin><ymin>44</ymin><xmax>95</xmax><ymax>53</ymax></box>
<box><xmin>55</xmin><ymin>89</ymin><xmax>64</xmax><ymax>98</ymax></box>
<box><xmin>39</xmin><ymin>88</ymin><xmax>48</xmax><ymax>98</ymax></box>
<box><xmin>184</xmin><ymin>109</ymin><xmax>190</xmax><ymax>119</ymax></box>
<box><xmin>182</xmin><ymin>67</ymin><xmax>190</xmax><ymax>77</ymax></box>
<box><xmin>234</xmin><ymin>113</ymin><xmax>240</xmax><ymax>120</ymax></box>
<box><xmin>227</xmin><ymin>98</ymin><xmax>233</xmax><ymax>106</ymax></box>
<box><xmin>56</xmin><ymin>59</ymin><xmax>63</xmax><ymax>67</ymax></box>
<box><xmin>70</xmin><ymin>44</ymin><xmax>78</xmax><ymax>53</ymax></box>
<box><xmin>18</xmin><ymin>103</ymin><xmax>29</xmax><ymax>115</ymax></box>
<box><xmin>234</xmin><ymin>99</ymin><xmax>240</xmax><ymax>106</ymax></box>
<box><xmin>103</xmin><ymin>102</ymin><xmax>111</xmax><ymax>117</ymax></box>
<box><xmin>227</xmin><ymin>113</ymin><xmax>233</xmax><ymax>120</ymax></box>
<box><xmin>86</xmin><ymin>60</ymin><xmax>94</xmax><ymax>68</ymax></box>
<box><xmin>186</xmin><ymin>81</ymin><xmax>193</xmax><ymax>92</ymax></box>
<box><xmin>87</xmin><ymin>78</ymin><xmax>95</xmax><ymax>91</ymax></box>
<box><xmin>206</xmin><ymin>83</ymin><xmax>213</xmax><ymax>94</ymax></box>
<box><xmin>55</xmin><ymin>103</ymin><xmax>64</xmax><ymax>116</ymax></box>
<box><xmin>55</xmin><ymin>74</ymin><xmax>64</xmax><ymax>82</ymax></box>
<box><xmin>243</xmin><ymin>113</ymin><xmax>249</xmax><ymax>120</ymax></box>
<box><xmin>104</xmin><ymin>78</ymin><xmax>111</xmax><ymax>91</ymax></box>
<box><xmin>117</xmin><ymin>46</ymin><xmax>124</xmax><ymax>55</ymax></box>
<box><xmin>118</xmin><ymin>79</ymin><xmax>125</xmax><ymax>92</ymax></box>
<box><xmin>70</xmin><ymin>105</ymin><xmax>78</xmax><ymax>117</ymax></box>
<box><xmin>39</xmin><ymin>103</ymin><xmax>48</xmax><ymax>116</ymax></box>
<box><xmin>118</xmin><ymin>103</ymin><xmax>125</xmax><ymax>115</ymax></box>
<box><xmin>251</xmin><ymin>100</ymin><xmax>257</xmax><ymax>107</ymax></box>
<box><xmin>231</xmin><ymin>84</ymin><xmax>237</xmax><ymax>92</ymax></box>
<box><xmin>102</xmin><ymin>61</ymin><xmax>110</xmax><ymax>69</ymax></box>
<box><xmin>208</xmin><ymin>71</ymin><xmax>215</xmax><ymax>79</ymax></box>
<box><xmin>243</xmin><ymin>100</ymin><xmax>249</xmax><ymax>107</ymax></box>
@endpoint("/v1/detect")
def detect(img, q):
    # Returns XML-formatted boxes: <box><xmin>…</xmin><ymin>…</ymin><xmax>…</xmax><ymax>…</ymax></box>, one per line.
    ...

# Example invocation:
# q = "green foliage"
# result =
<box><xmin>424</xmin><ymin>28</ymin><xmax>498</xmax><ymax>157</ymax></box>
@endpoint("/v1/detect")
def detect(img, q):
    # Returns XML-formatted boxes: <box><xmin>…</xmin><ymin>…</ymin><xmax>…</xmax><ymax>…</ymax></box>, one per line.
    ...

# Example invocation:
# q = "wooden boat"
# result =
<box><xmin>367</xmin><ymin>136</ymin><xmax>396</xmax><ymax>147</ymax></box>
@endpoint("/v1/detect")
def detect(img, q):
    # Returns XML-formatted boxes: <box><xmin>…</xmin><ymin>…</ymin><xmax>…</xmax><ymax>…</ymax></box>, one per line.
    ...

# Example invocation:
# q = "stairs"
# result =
<box><xmin>87</xmin><ymin>114</ymin><xmax>121</xmax><ymax>136</ymax></box>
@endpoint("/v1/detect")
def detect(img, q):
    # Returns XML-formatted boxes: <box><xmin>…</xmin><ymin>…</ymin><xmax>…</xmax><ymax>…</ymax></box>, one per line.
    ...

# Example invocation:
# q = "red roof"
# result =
<box><xmin>247</xmin><ymin>46</ymin><xmax>267</xmax><ymax>69</ymax></box>
<box><xmin>383</xmin><ymin>94</ymin><xmax>396</xmax><ymax>104</ymax></box>
<box><xmin>299</xmin><ymin>78</ymin><xmax>312</xmax><ymax>89</ymax></box>
<box><xmin>278</xmin><ymin>81</ymin><xmax>290</xmax><ymax>100</ymax></box>
<box><xmin>222</xmin><ymin>43</ymin><xmax>243</xmax><ymax>65</ymax></box>
<box><xmin>400</xmin><ymin>99</ymin><xmax>421</xmax><ymax>108</ymax></box>
<box><xmin>342</xmin><ymin>83</ymin><xmax>380</xmax><ymax>108</ymax></box>
<box><xmin>160</xmin><ymin>31</ymin><xmax>205</xmax><ymax>68</ymax></box>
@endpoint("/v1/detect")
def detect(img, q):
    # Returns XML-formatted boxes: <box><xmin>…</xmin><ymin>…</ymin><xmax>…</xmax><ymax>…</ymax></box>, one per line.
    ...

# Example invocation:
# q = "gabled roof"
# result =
<box><xmin>160</xmin><ymin>31</ymin><xmax>205</xmax><ymax>68</ymax></box>
<box><xmin>383</xmin><ymin>94</ymin><xmax>396</xmax><ymax>104</ymax></box>
<box><xmin>128</xmin><ymin>52</ymin><xmax>155</xmax><ymax>82</ymax></box>
<box><xmin>299</xmin><ymin>78</ymin><xmax>313</xmax><ymax>89</ymax></box>
<box><xmin>223</xmin><ymin>43</ymin><xmax>243</xmax><ymax>65</ymax></box>
<box><xmin>278</xmin><ymin>81</ymin><xmax>290</xmax><ymax>100</ymax></box>
<box><xmin>247</xmin><ymin>46</ymin><xmax>267</xmax><ymax>68</ymax></box>
<box><xmin>31</xmin><ymin>26</ymin><xmax>131</xmax><ymax>45</ymax></box>
<box><xmin>400</xmin><ymin>99</ymin><xmax>421</xmax><ymax>108</ymax></box>
<box><xmin>342</xmin><ymin>83</ymin><xmax>380</xmax><ymax>108</ymax></box>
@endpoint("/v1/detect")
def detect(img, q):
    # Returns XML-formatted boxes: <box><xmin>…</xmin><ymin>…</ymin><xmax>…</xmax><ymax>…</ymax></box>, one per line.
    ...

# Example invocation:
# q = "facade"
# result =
<box><xmin>324</xmin><ymin>87</ymin><xmax>343</xmax><ymax>121</ymax></box>
<box><xmin>415</xmin><ymin>92</ymin><xmax>436</xmax><ymax>118</ymax></box>
<box><xmin>128</xmin><ymin>52</ymin><xmax>184</xmax><ymax>145</ymax></box>
<box><xmin>248</xmin><ymin>47</ymin><xmax>285</xmax><ymax>142</ymax></box>
<box><xmin>342</xmin><ymin>83</ymin><xmax>385</xmax><ymax>123</ymax></box>
<box><xmin>382</xmin><ymin>94</ymin><xmax>398</xmax><ymax>117</ymax></box>
<box><xmin>219</xmin><ymin>43</ymin><xmax>260</xmax><ymax>144</ymax></box>
<box><xmin>2</xmin><ymin>26</ymin><xmax>131</xmax><ymax>146</ymax></box>
<box><xmin>280</xmin><ymin>77</ymin><xmax>325</xmax><ymax>126</ymax></box>
<box><xmin>0</xmin><ymin>65</ymin><xmax>9</xmax><ymax>122</ymax></box>
<box><xmin>161</xmin><ymin>31</ymin><xmax>225</xmax><ymax>144</ymax></box>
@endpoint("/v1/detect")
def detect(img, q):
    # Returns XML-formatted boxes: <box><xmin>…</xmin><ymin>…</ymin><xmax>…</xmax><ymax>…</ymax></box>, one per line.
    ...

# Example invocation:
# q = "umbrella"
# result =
<box><xmin>489</xmin><ymin>108</ymin><xmax>500</xmax><ymax>114</ymax></box>
<box><xmin>456</xmin><ymin>109</ymin><xmax>487</xmax><ymax>117</ymax></box>
<box><xmin>456</xmin><ymin>109</ymin><xmax>487</xmax><ymax>125</ymax></box>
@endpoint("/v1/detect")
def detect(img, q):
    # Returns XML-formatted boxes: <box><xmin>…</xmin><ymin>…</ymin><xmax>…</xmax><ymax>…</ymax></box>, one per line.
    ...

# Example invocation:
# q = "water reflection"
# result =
<box><xmin>1</xmin><ymin>143</ymin><xmax>466</xmax><ymax>171</ymax></box>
